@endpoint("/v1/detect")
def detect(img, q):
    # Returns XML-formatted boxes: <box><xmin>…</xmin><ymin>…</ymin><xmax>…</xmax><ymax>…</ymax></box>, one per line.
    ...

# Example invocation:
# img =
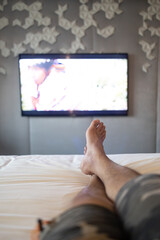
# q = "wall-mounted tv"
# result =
<box><xmin>18</xmin><ymin>53</ymin><xmax>128</xmax><ymax>117</ymax></box>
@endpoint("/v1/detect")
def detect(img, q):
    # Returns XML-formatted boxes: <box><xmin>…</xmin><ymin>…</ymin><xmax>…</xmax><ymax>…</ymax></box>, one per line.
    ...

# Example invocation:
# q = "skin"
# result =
<box><xmin>30</xmin><ymin>66</ymin><xmax>47</xmax><ymax>110</ymax></box>
<box><xmin>31</xmin><ymin>119</ymin><xmax>139</xmax><ymax>239</ymax></box>
<box><xmin>80</xmin><ymin>119</ymin><xmax>139</xmax><ymax>202</ymax></box>
<box><xmin>30</xmin><ymin>67</ymin><xmax>47</xmax><ymax>86</ymax></box>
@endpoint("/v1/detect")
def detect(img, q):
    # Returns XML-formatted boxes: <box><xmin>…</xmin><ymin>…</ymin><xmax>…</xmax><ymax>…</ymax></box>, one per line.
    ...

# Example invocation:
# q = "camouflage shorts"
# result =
<box><xmin>40</xmin><ymin>174</ymin><xmax>160</xmax><ymax>240</ymax></box>
<box><xmin>40</xmin><ymin>204</ymin><xmax>125</xmax><ymax>240</ymax></box>
<box><xmin>116</xmin><ymin>174</ymin><xmax>160</xmax><ymax>240</ymax></box>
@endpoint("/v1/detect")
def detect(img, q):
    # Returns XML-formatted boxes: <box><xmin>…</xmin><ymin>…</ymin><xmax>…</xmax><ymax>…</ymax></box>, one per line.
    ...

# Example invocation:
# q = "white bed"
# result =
<box><xmin>1</xmin><ymin>153</ymin><xmax>160</xmax><ymax>240</ymax></box>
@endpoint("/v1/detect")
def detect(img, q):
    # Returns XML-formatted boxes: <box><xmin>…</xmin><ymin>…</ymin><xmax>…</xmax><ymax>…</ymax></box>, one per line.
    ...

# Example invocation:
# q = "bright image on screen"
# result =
<box><xmin>19</xmin><ymin>57</ymin><xmax>128</xmax><ymax>113</ymax></box>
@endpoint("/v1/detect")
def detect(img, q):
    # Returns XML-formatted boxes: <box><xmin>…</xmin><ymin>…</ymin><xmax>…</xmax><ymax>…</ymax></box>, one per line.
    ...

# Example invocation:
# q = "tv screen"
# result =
<box><xmin>18</xmin><ymin>53</ymin><xmax>128</xmax><ymax>116</ymax></box>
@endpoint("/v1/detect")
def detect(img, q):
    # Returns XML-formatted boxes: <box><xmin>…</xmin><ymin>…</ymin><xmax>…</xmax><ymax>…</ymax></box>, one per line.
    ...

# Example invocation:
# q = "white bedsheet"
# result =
<box><xmin>1</xmin><ymin>153</ymin><xmax>160</xmax><ymax>240</ymax></box>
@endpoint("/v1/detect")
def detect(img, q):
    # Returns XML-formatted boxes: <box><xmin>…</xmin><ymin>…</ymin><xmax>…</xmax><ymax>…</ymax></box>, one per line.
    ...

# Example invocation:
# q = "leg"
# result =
<box><xmin>31</xmin><ymin>174</ymin><xmax>125</xmax><ymax>240</ymax></box>
<box><xmin>71</xmin><ymin>175</ymin><xmax>115</xmax><ymax>212</ymax></box>
<box><xmin>81</xmin><ymin>120</ymin><xmax>160</xmax><ymax>239</ymax></box>
<box><xmin>80</xmin><ymin>119</ymin><xmax>140</xmax><ymax>201</ymax></box>
<box><xmin>31</xmin><ymin>176</ymin><xmax>124</xmax><ymax>240</ymax></box>
<box><xmin>71</xmin><ymin>120</ymin><xmax>114</xmax><ymax>211</ymax></box>
<box><xmin>31</xmin><ymin>121</ymin><xmax>125</xmax><ymax>240</ymax></box>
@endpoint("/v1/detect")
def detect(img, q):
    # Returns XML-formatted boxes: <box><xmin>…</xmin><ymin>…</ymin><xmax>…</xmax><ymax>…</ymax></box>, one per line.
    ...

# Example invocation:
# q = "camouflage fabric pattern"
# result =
<box><xmin>116</xmin><ymin>174</ymin><xmax>160</xmax><ymax>240</ymax></box>
<box><xmin>40</xmin><ymin>204</ymin><xmax>125</xmax><ymax>240</ymax></box>
<box><xmin>40</xmin><ymin>174</ymin><xmax>160</xmax><ymax>240</ymax></box>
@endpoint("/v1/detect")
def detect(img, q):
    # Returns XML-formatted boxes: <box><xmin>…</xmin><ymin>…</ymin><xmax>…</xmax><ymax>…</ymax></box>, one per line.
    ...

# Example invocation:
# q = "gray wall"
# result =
<box><xmin>0</xmin><ymin>0</ymin><xmax>159</xmax><ymax>155</ymax></box>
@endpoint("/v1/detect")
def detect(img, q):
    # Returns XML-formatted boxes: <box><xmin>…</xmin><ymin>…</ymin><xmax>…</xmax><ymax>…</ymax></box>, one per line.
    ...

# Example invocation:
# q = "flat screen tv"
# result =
<box><xmin>18</xmin><ymin>53</ymin><xmax>128</xmax><ymax>116</ymax></box>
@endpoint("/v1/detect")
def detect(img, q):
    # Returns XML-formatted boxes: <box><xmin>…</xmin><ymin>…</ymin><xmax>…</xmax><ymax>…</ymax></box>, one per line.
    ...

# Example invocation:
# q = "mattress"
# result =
<box><xmin>1</xmin><ymin>153</ymin><xmax>160</xmax><ymax>240</ymax></box>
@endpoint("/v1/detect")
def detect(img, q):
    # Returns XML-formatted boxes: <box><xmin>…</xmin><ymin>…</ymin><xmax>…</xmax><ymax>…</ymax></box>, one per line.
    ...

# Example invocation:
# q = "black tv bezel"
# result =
<box><xmin>18</xmin><ymin>53</ymin><xmax>129</xmax><ymax>117</ymax></box>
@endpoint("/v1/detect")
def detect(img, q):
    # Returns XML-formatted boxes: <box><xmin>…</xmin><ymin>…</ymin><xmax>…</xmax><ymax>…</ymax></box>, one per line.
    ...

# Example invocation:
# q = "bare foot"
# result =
<box><xmin>81</xmin><ymin>120</ymin><xmax>107</xmax><ymax>175</ymax></box>
<box><xmin>83</xmin><ymin>120</ymin><xmax>106</xmax><ymax>155</ymax></box>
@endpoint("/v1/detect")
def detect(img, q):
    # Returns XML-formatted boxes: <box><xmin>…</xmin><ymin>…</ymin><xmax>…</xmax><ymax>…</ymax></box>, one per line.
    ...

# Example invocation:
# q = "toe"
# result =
<box><xmin>92</xmin><ymin>119</ymin><xmax>100</xmax><ymax>128</ymax></box>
